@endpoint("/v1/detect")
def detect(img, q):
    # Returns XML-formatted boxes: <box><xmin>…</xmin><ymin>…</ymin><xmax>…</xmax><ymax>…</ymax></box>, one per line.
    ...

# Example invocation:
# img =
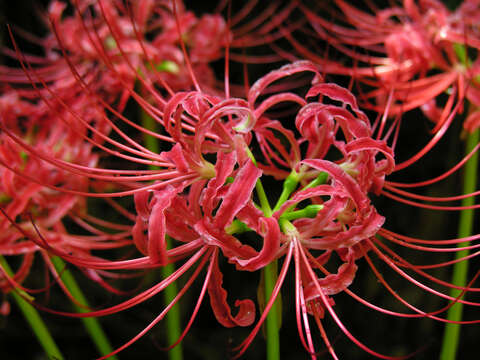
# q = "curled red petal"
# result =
<box><xmin>300</xmin><ymin>159</ymin><xmax>370</xmax><ymax>212</ymax></box>
<box><xmin>207</xmin><ymin>254</ymin><xmax>255</xmax><ymax>328</ymax></box>
<box><xmin>304</xmin><ymin>251</ymin><xmax>358</xmax><ymax>298</ymax></box>
<box><xmin>233</xmin><ymin>217</ymin><xmax>281</xmax><ymax>271</ymax></box>
<box><xmin>344</xmin><ymin>138</ymin><xmax>395</xmax><ymax>176</ymax></box>
<box><xmin>166</xmin><ymin>197</ymin><xmax>202</xmax><ymax>243</ymax></box>
<box><xmin>147</xmin><ymin>186</ymin><xmax>179</xmax><ymax>264</ymax></box>
<box><xmin>307</xmin><ymin>208</ymin><xmax>384</xmax><ymax>250</ymax></box>
<box><xmin>159</xmin><ymin>143</ymin><xmax>189</xmax><ymax>174</ymax></box>
<box><xmin>201</xmin><ymin>151</ymin><xmax>236</xmax><ymax>216</ymax></box>
<box><xmin>132</xmin><ymin>218</ymin><xmax>147</xmax><ymax>256</ymax></box>
<box><xmin>295</xmin><ymin>103</ymin><xmax>335</xmax><ymax>160</ymax></box>
<box><xmin>306</xmin><ymin>83</ymin><xmax>360</xmax><ymax>111</ymax></box>
<box><xmin>236</xmin><ymin>201</ymin><xmax>265</xmax><ymax>229</ymax></box>
<box><xmin>343</xmin><ymin>137</ymin><xmax>395</xmax><ymax>193</ymax></box>
<box><xmin>194</xmin><ymin>220</ymin><xmax>257</xmax><ymax>259</ymax></box>
<box><xmin>134</xmin><ymin>190</ymin><xmax>151</xmax><ymax>221</ymax></box>
<box><xmin>214</xmin><ymin>160</ymin><xmax>261</xmax><ymax>230</ymax></box>
<box><xmin>248</xmin><ymin>60</ymin><xmax>322</xmax><ymax>108</ymax></box>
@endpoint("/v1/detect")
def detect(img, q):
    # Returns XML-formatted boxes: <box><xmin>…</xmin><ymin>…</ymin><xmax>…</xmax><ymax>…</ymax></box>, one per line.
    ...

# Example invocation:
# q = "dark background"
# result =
<box><xmin>1</xmin><ymin>1</ymin><xmax>478</xmax><ymax>359</ymax></box>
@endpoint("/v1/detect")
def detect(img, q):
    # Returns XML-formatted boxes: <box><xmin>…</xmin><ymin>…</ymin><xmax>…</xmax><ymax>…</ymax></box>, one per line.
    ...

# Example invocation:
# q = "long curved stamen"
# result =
<box><xmin>297</xmin><ymin>242</ymin><xmax>412</xmax><ymax>360</ymax></box>
<box><xmin>95</xmin><ymin>248</ymin><xmax>214</xmax><ymax>360</ymax></box>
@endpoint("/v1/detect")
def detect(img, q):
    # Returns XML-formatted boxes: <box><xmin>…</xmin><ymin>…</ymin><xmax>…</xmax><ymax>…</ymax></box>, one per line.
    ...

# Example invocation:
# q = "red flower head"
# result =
<box><xmin>2</xmin><ymin>2</ymin><xmax>480</xmax><ymax>360</ymax></box>
<box><xmin>296</xmin><ymin>0</ymin><xmax>480</xmax><ymax>135</ymax></box>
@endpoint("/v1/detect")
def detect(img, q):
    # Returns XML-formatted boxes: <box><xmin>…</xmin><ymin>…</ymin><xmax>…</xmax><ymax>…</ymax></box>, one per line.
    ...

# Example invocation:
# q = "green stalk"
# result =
<box><xmin>273</xmin><ymin>171</ymin><xmax>299</xmax><ymax>212</ymax></box>
<box><xmin>161</xmin><ymin>237</ymin><xmax>183</xmax><ymax>360</ymax></box>
<box><xmin>245</xmin><ymin>151</ymin><xmax>280</xmax><ymax>360</ymax></box>
<box><xmin>257</xmin><ymin>182</ymin><xmax>280</xmax><ymax>360</ymax></box>
<box><xmin>141</xmin><ymin>109</ymin><xmax>183</xmax><ymax>360</ymax></box>
<box><xmin>264</xmin><ymin>260</ymin><xmax>280</xmax><ymax>360</ymax></box>
<box><xmin>440</xmin><ymin>129</ymin><xmax>479</xmax><ymax>360</ymax></box>
<box><xmin>0</xmin><ymin>255</ymin><xmax>64</xmax><ymax>360</ymax></box>
<box><xmin>51</xmin><ymin>256</ymin><xmax>117</xmax><ymax>360</ymax></box>
<box><xmin>260</xmin><ymin>170</ymin><xmax>328</xmax><ymax>360</ymax></box>
<box><xmin>280</xmin><ymin>205</ymin><xmax>324</xmax><ymax>221</ymax></box>
<box><xmin>256</xmin><ymin>180</ymin><xmax>273</xmax><ymax>217</ymax></box>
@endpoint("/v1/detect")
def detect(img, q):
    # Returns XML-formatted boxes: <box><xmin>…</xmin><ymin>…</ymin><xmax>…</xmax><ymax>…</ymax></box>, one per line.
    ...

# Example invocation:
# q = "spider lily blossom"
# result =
<box><xmin>1</xmin><ymin>58</ymin><xmax>400</xmax><ymax>359</ymax></box>
<box><xmin>295</xmin><ymin>0</ymin><xmax>480</xmax><ymax>136</ymax></box>
<box><xmin>1</xmin><ymin>1</ymin><xmax>480</xmax><ymax>360</ymax></box>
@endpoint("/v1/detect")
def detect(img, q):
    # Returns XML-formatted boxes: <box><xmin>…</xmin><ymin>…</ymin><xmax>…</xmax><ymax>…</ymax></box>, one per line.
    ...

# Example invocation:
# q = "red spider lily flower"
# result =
<box><xmin>0</xmin><ymin>0</ymin><xmax>292</xmax><ymax>109</ymax></box>
<box><xmin>1</xmin><ymin>4</ymin><xmax>276</xmax><ymax>348</ymax></box>
<box><xmin>13</xmin><ymin>58</ymin><xmax>405</xmax><ymax>359</ymax></box>
<box><xmin>4</xmin><ymin>50</ymin><xmax>477</xmax><ymax>359</ymax></box>
<box><xmin>0</xmin><ymin>0</ymin><xmax>227</xmax><ymax>115</ymax></box>
<box><xmin>13</xmin><ymin>152</ymin><xmax>268</xmax><ymax>358</ymax></box>
<box><xmin>246</xmin><ymin>61</ymin><xmax>394</xmax><ymax>193</ymax></box>
<box><xmin>233</xmin><ymin>60</ymin><xmax>480</xmax><ymax>360</ymax></box>
<box><xmin>134</xmin><ymin>151</ymin><xmax>266</xmax><ymax>321</ymax></box>
<box><xmin>2</xmin><ymin>1</ymin><xmax>480</xmax><ymax>359</ymax></box>
<box><xmin>0</xmin><ymin>89</ymin><xmax>135</xmax><ymax>303</ymax></box>
<box><xmin>226</xmin><ymin>62</ymin><xmax>399</xmax><ymax>359</ymax></box>
<box><xmin>292</xmin><ymin>0</ymin><xmax>480</xmax><ymax>136</ymax></box>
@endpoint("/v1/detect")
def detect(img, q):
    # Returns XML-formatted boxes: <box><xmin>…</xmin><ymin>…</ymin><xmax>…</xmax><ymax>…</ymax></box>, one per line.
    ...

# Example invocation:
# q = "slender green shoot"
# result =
<box><xmin>256</xmin><ymin>180</ymin><xmax>273</xmax><ymax>217</ymax></box>
<box><xmin>245</xmin><ymin>149</ymin><xmax>280</xmax><ymax>360</ymax></box>
<box><xmin>280</xmin><ymin>205</ymin><xmax>324</xmax><ymax>221</ymax></box>
<box><xmin>257</xmin><ymin>185</ymin><xmax>279</xmax><ymax>360</ymax></box>
<box><xmin>302</xmin><ymin>172</ymin><xmax>329</xmax><ymax>191</ymax></box>
<box><xmin>0</xmin><ymin>255</ymin><xmax>64</xmax><ymax>360</ymax></box>
<box><xmin>260</xmin><ymin>168</ymin><xmax>328</xmax><ymax>360</ymax></box>
<box><xmin>51</xmin><ymin>256</ymin><xmax>117</xmax><ymax>360</ymax></box>
<box><xmin>263</xmin><ymin>260</ymin><xmax>280</xmax><ymax>360</ymax></box>
<box><xmin>161</xmin><ymin>237</ymin><xmax>183</xmax><ymax>360</ymax></box>
<box><xmin>273</xmin><ymin>170</ymin><xmax>299</xmax><ymax>212</ymax></box>
<box><xmin>440</xmin><ymin>129</ymin><xmax>479</xmax><ymax>360</ymax></box>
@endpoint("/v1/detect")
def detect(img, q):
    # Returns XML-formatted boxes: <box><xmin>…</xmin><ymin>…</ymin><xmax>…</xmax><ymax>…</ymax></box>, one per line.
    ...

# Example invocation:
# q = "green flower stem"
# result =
<box><xmin>0</xmin><ymin>255</ymin><xmax>64</xmax><ymax>360</ymax></box>
<box><xmin>51</xmin><ymin>256</ymin><xmax>116</xmax><ymax>360</ymax></box>
<box><xmin>273</xmin><ymin>171</ymin><xmax>299</xmax><ymax>212</ymax></box>
<box><xmin>161</xmin><ymin>237</ymin><xmax>183</xmax><ymax>360</ymax></box>
<box><xmin>274</xmin><ymin>171</ymin><xmax>328</xmax><ymax>214</ymax></box>
<box><xmin>441</xmin><ymin>40</ymin><xmax>479</xmax><ymax>360</ymax></box>
<box><xmin>440</xmin><ymin>129</ymin><xmax>479</xmax><ymax>360</ymax></box>
<box><xmin>257</xmin><ymin>183</ymin><xmax>279</xmax><ymax>360</ymax></box>
<box><xmin>141</xmin><ymin>109</ymin><xmax>183</xmax><ymax>360</ymax></box>
<box><xmin>302</xmin><ymin>172</ymin><xmax>329</xmax><ymax>191</ymax></box>
<box><xmin>280</xmin><ymin>205</ymin><xmax>324</xmax><ymax>221</ymax></box>
<box><xmin>226</xmin><ymin>202</ymin><xmax>324</xmax><ymax>235</ymax></box>
<box><xmin>264</xmin><ymin>260</ymin><xmax>280</xmax><ymax>360</ymax></box>
<box><xmin>256</xmin><ymin>180</ymin><xmax>273</xmax><ymax>217</ymax></box>
<box><xmin>259</xmin><ymin>168</ymin><xmax>329</xmax><ymax>360</ymax></box>
<box><xmin>279</xmin><ymin>172</ymin><xmax>329</xmax><ymax>218</ymax></box>
<box><xmin>140</xmin><ymin>107</ymin><xmax>160</xmax><ymax>156</ymax></box>
<box><xmin>226</xmin><ymin>219</ymin><xmax>251</xmax><ymax>235</ymax></box>
<box><xmin>244</xmin><ymin>147</ymin><xmax>273</xmax><ymax>217</ymax></box>
<box><xmin>244</xmin><ymin>149</ymin><xmax>279</xmax><ymax>360</ymax></box>
<box><xmin>453</xmin><ymin>43</ymin><xmax>470</xmax><ymax>66</ymax></box>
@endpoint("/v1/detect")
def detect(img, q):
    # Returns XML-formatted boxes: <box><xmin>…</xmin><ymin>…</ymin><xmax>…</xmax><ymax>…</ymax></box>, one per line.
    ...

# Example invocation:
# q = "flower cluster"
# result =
<box><xmin>299</xmin><ymin>0</ymin><xmax>480</xmax><ymax>133</ymax></box>
<box><xmin>1</xmin><ymin>1</ymin><xmax>479</xmax><ymax>359</ymax></box>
